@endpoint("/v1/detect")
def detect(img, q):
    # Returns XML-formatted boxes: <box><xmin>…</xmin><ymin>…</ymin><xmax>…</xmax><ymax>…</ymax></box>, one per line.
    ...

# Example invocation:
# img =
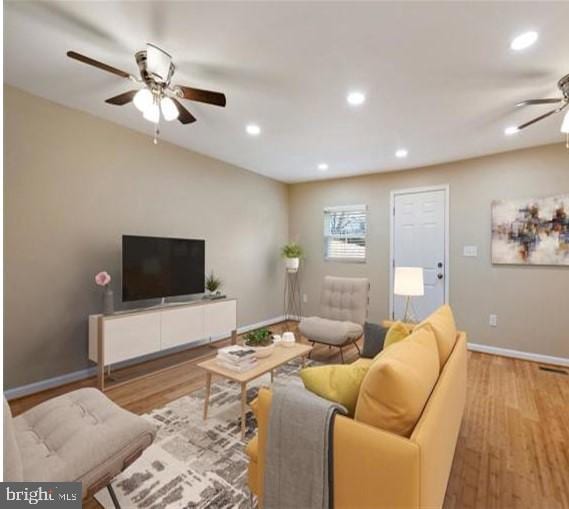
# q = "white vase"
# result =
<box><xmin>285</xmin><ymin>257</ymin><xmax>300</xmax><ymax>272</ymax></box>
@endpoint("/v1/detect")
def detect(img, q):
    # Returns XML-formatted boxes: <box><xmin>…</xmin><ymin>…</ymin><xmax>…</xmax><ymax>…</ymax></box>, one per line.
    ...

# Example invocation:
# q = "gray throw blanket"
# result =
<box><xmin>263</xmin><ymin>385</ymin><xmax>347</xmax><ymax>509</ymax></box>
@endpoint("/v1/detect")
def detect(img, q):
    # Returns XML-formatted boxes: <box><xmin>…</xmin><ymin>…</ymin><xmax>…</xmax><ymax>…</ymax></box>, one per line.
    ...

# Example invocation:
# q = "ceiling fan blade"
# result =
<box><xmin>175</xmin><ymin>85</ymin><xmax>226</xmax><ymax>107</ymax></box>
<box><xmin>67</xmin><ymin>50</ymin><xmax>131</xmax><ymax>79</ymax></box>
<box><xmin>171</xmin><ymin>98</ymin><xmax>197</xmax><ymax>124</ymax></box>
<box><xmin>516</xmin><ymin>98</ymin><xmax>563</xmax><ymax>107</ymax></box>
<box><xmin>517</xmin><ymin>108</ymin><xmax>559</xmax><ymax>130</ymax></box>
<box><xmin>105</xmin><ymin>90</ymin><xmax>138</xmax><ymax>105</ymax></box>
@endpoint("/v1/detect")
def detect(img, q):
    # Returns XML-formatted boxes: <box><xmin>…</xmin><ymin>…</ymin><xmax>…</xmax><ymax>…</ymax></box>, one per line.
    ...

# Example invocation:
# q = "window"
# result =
<box><xmin>324</xmin><ymin>205</ymin><xmax>367</xmax><ymax>262</ymax></box>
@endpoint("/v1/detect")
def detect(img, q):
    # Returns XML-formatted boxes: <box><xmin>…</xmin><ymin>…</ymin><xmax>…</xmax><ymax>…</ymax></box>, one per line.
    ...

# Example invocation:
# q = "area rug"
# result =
<box><xmin>95</xmin><ymin>359</ymin><xmax>307</xmax><ymax>509</ymax></box>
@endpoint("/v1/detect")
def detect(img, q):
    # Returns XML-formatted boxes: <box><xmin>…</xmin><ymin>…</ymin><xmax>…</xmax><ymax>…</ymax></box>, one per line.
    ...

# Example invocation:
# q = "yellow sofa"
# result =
<box><xmin>246</xmin><ymin>306</ymin><xmax>467</xmax><ymax>508</ymax></box>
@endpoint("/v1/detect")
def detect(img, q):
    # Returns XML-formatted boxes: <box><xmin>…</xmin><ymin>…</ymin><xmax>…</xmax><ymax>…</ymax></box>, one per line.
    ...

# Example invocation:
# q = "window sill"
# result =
<box><xmin>324</xmin><ymin>258</ymin><xmax>367</xmax><ymax>264</ymax></box>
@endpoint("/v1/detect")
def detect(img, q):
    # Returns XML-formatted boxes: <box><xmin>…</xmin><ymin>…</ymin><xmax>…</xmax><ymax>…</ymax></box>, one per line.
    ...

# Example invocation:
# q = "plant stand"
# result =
<box><xmin>283</xmin><ymin>269</ymin><xmax>302</xmax><ymax>330</ymax></box>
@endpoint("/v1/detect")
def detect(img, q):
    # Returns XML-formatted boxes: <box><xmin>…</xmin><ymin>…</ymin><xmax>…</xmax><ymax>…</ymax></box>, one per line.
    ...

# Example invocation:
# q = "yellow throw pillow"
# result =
<box><xmin>384</xmin><ymin>321</ymin><xmax>411</xmax><ymax>349</ymax></box>
<box><xmin>415</xmin><ymin>304</ymin><xmax>457</xmax><ymax>368</ymax></box>
<box><xmin>300</xmin><ymin>364</ymin><xmax>369</xmax><ymax>416</ymax></box>
<box><xmin>354</xmin><ymin>327</ymin><xmax>440</xmax><ymax>437</ymax></box>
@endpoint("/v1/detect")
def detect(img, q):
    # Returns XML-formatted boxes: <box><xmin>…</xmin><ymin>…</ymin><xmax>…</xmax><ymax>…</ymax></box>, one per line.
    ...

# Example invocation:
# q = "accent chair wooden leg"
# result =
<box><xmin>339</xmin><ymin>347</ymin><xmax>345</xmax><ymax>364</ymax></box>
<box><xmin>354</xmin><ymin>341</ymin><xmax>361</xmax><ymax>356</ymax></box>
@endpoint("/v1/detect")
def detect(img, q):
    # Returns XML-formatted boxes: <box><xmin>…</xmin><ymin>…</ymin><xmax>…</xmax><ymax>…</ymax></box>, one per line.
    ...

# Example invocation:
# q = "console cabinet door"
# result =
<box><xmin>161</xmin><ymin>305</ymin><xmax>205</xmax><ymax>349</ymax></box>
<box><xmin>204</xmin><ymin>300</ymin><xmax>237</xmax><ymax>338</ymax></box>
<box><xmin>104</xmin><ymin>313</ymin><xmax>161</xmax><ymax>364</ymax></box>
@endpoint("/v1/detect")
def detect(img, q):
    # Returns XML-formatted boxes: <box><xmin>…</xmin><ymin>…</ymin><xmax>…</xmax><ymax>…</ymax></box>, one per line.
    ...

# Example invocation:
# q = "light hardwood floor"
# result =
<box><xmin>8</xmin><ymin>322</ymin><xmax>569</xmax><ymax>509</ymax></box>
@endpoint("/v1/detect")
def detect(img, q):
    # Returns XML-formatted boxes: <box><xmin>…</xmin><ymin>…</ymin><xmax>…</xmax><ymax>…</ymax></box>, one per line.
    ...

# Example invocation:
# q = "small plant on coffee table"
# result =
<box><xmin>244</xmin><ymin>328</ymin><xmax>273</xmax><ymax>347</ymax></box>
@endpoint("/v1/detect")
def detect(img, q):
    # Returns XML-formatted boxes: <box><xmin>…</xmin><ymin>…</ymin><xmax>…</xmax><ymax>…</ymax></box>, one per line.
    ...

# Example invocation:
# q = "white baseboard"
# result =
<box><xmin>468</xmin><ymin>342</ymin><xmax>569</xmax><ymax>367</ymax></box>
<box><xmin>4</xmin><ymin>315</ymin><xmax>287</xmax><ymax>401</ymax></box>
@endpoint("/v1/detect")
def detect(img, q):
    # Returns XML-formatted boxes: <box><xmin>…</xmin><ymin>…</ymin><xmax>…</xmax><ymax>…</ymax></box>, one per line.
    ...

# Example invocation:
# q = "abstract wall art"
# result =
<box><xmin>491</xmin><ymin>193</ymin><xmax>569</xmax><ymax>265</ymax></box>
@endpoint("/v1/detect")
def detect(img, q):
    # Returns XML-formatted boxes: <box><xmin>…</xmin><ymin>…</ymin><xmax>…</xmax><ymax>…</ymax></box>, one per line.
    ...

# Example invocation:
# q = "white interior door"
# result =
<box><xmin>391</xmin><ymin>187</ymin><xmax>448</xmax><ymax>321</ymax></box>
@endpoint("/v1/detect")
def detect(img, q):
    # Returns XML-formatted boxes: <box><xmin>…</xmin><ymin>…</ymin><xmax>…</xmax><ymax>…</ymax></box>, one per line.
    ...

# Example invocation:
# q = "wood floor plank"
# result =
<box><xmin>7</xmin><ymin>325</ymin><xmax>569</xmax><ymax>508</ymax></box>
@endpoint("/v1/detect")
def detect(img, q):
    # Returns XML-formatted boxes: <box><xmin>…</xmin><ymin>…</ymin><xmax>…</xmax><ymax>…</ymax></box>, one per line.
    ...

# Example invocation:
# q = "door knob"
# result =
<box><xmin>437</xmin><ymin>273</ymin><xmax>444</xmax><ymax>280</ymax></box>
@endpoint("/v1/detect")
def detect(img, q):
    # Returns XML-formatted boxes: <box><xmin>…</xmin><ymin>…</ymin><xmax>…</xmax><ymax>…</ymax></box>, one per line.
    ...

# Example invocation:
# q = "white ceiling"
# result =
<box><xmin>4</xmin><ymin>1</ymin><xmax>569</xmax><ymax>183</ymax></box>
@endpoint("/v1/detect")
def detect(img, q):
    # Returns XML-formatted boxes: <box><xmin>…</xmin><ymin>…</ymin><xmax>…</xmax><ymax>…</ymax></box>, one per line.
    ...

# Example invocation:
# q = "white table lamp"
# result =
<box><xmin>394</xmin><ymin>267</ymin><xmax>424</xmax><ymax>322</ymax></box>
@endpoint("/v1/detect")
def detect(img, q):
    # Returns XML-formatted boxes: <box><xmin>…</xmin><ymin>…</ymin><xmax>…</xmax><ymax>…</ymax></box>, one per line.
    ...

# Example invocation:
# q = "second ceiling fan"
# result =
<box><xmin>67</xmin><ymin>43</ymin><xmax>227</xmax><ymax>143</ymax></box>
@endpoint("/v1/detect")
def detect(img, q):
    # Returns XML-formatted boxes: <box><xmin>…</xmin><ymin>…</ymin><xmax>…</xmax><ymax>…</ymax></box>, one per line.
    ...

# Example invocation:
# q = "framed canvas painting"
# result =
<box><xmin>491</xmin><ymin>193</ymin><xmax>569</xmax><ymax>265</ymax></box>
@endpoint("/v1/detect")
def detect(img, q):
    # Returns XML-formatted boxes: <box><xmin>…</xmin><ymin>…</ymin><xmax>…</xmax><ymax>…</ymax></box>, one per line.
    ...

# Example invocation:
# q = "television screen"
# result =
<box><xmin>122</xmin><ymin>235</ymin><xmax>205</xmax><ymax>302</ymax></box>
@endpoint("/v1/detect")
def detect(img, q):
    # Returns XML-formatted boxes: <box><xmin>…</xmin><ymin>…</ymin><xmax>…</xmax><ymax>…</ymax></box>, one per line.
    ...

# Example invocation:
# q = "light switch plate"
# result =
<box><xmin>463</xmin><ymin>245</ymin><xmax>478</xmax><ymax>257</ymax></box>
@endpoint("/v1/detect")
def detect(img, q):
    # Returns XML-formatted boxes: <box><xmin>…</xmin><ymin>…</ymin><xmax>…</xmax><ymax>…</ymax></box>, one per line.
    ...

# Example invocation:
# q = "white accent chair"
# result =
<box><xmin>299</xmin><ymin>276</ymin><xmax>370</xmax><ymax>363</ymax></box>
<box><xmin>4</xmin><ymin>388</ymin><xmax>156</xmax><ymax>508</ymax></box>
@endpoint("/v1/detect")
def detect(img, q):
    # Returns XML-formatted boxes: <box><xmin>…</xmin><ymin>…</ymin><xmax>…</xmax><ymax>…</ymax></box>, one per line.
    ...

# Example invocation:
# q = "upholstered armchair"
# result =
<box><xmin>4</xmin><ymin>388</ymin><xmax>156</xmax><ymax>508</ymax></box>
<box><xmin>298</xmin><ymin>276</ymin><xmax>369</xmax><ymax>362</ymax></box>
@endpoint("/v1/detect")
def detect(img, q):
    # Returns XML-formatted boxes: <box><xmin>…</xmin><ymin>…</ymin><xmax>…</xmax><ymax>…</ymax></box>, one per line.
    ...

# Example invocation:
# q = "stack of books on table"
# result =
<box><xmin>216</xmin><ymin>345</ymin><xmax>257</xmax><ymax>372</ymax></box>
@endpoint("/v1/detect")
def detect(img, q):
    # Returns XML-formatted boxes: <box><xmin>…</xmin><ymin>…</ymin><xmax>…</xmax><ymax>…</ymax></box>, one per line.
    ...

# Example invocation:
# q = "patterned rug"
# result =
<box><xmin>95</xmin><ymin>359</ymin><xmax>307</xmax><ymax>508</ymax></box>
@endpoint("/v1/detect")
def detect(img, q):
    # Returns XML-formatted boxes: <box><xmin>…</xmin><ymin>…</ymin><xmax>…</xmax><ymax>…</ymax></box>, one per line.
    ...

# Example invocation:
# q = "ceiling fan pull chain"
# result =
<box><xmin>154</xmin><ymin>125</ymin><xmax>160</xmax><ymax>145</ymax></box>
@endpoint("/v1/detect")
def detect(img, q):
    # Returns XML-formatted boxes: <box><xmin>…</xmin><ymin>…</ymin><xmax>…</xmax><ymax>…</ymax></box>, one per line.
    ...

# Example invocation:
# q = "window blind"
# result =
<box><xmin>324</xmin><ymin>205</ymin><xmax>367</xmax><ymax>261</ymax></box>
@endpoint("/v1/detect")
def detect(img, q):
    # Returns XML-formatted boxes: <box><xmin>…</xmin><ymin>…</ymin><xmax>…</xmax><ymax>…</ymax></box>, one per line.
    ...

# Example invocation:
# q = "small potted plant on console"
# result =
<box><xmin>205</xmin><ymin>271</ymin><xmax>223</xmax><ymax>298</ymax></box>
<box><xmin>244</xmin><ymin>328</ymin><xmax>274</xmax><ymax>358</ymax></box>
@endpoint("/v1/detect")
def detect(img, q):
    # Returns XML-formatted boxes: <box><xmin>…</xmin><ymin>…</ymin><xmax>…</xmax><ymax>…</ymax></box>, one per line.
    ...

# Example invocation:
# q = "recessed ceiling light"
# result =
<box><xmin>510</xmin><ymin>31</ymin><xmax>538</xmax><ymax>51</ymax></box>
<box><xmin>347</xmin><ymin>91</ymin><xmax>366</xmax><ymax>106</ymax></box>
<box><xmin>504</xmin><ymin>126</ymin><xmax>519</xmax><ymax>135</ymax></box>
<box><xmin>318</xmin><ymin>163</ymin><xmax>329</xmax><ymax>171</ymax></box>
<box><xmin>246</xmin><ymin>124</ymin><xmax>261</xmax><ymax>136</ymax></box>
<box><xmin>395</xmin><ymin>149</ymin><xmax>408</xmax><ymax>158</ymax></box>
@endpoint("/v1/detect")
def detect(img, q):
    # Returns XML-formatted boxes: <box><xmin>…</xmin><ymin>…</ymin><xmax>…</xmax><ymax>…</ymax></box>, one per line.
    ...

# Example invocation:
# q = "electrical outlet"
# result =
<box><xmin>302</xmin><ymin>294</ymin><xmax>308</xmax><ymax>304</ymax></box>
<box><xmin>489</xmin><ymin>314</ymin><xmax>497</xmax><ymax>327</ymax></box>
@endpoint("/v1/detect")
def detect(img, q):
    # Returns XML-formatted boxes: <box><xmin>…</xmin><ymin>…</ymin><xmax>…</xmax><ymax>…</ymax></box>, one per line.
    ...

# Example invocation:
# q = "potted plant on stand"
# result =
<box><xmin>205</xmin><ymin>271</ymin><xmax>223</xmax><ymax>298</ymax></box>
<box><xmin>281</xmin><ymin>242</ymin><xmax>303</xmax><ymax>273</ymax></box>
<box><xmin>244</xmin><ymin>328</ymin><xmax>274</xmax><ymax>358</ymax></box>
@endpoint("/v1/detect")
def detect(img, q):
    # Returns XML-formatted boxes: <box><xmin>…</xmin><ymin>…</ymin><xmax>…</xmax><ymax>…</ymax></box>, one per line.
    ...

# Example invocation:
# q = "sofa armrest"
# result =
<box><xmin>250</xmin><ymin>387</ymin><xmax>420</xmax><ymax>509</ymax></box>
<box><xmin>333</xmin><ymin>416</ymin><xmax>420</xmax><ymax>509</ymax></box>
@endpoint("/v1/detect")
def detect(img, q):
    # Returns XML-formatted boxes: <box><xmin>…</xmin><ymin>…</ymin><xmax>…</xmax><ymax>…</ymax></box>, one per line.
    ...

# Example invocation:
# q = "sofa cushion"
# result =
<box><xmin>4</xmin><ymin>398</ymin><xmax>23</xmax><ymax>482</ymax></box>
<box><xmin>415</xmin><ymin>305</ymin><xmax>457</xmax><ymax>367</ymax></box>
<box><xmin>354</xmin><ymin>327</ymin><xmax>440</xmax><ymax>437</ymax></box>
<box><xmin>300</xmin><ymin>364</ymin><xmax>369</xmax><ymax>416</ymax></box>
<box><xmin>361</xmin><ymin>322</ymin><xmax>387</xmax><ymax>358</ymax></box>
<box><xmin>299</xmin><ymin>316</ymin><xmax>363</xmax><ymax>346</ymax></box>
<box><xmin>13</xmin><ymin>388</ymin><xmax>155</xmax><ymax>494</ymax></box>
<box><xmin>384</xmin><ymin>321</ymin><xmax>412</xmax><ymax>349</ymax></box>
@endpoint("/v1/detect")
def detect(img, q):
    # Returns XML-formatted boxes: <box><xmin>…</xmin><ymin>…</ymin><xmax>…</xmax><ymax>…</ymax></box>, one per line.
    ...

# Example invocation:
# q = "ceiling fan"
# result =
<box><xmin>67</xmin><ymin>44</ymin><xmax>227</xmax><ymax>143</ymax></box>
<box><xmin>514</xmin><ymin>72</ymin><xmax>569</xmax><ymax>147</ymax></box>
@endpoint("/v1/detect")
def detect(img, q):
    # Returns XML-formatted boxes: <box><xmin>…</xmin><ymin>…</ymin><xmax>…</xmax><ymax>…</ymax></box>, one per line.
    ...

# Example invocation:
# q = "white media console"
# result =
<box><xmin>88</xmin><ymin>298</ymin><xmax>237</xmax><ymax>390</ymax></box>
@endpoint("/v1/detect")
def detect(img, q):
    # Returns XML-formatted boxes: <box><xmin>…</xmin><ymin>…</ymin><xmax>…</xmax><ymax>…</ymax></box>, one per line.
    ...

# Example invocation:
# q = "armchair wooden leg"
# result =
<box><xmin>308</xmin><ymin>341</ymin><xmax>315</xmax><ymax>358</ymax></box>
<box><xmin>339</xmin><ymin>347</ymin><xmax>345</xmax><ymax>364</ymax></box>
<box><xmin>354</xmin><ymin>341</ymin><xmax>361</xmax><ymax>356</ymax></box>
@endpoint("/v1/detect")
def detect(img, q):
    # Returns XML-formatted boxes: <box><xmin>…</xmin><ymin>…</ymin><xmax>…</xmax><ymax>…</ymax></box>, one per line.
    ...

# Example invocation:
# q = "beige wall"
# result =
<box><xmin>4</xmin><ymin>85</ymin><xmax>288</xmax><ymax>389</ymax></box>
<box><xmin>289</xmin><ymin>144</ymin><xmax>569</xmax><ymax>359</ymax></box>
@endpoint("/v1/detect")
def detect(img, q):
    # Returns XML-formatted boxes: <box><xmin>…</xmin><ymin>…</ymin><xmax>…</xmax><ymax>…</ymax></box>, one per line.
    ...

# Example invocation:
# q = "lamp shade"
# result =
<box><xmin>394</xmin><ymin>267</ymin><xmax>424</xmax><ymax>296</ymax></box>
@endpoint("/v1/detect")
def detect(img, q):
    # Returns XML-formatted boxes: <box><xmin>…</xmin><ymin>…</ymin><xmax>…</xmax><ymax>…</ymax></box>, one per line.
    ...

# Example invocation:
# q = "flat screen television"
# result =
<box><xmin>122</xmin><ymin>235</ymin><xmax>205</xmax><ymax>302</ymax></box>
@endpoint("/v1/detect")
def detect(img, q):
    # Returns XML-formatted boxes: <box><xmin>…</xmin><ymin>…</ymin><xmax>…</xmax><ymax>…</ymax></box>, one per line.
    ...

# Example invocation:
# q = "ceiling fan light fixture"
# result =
<box><xmin>143</xmin><ymin>102</ymin><xmax>160</xmax><ymax>124</ymax></box>
<box><xmin>133</xmin><ymin>88</ymin><xmax>153</xmax><ymax>112</ymax></box>
<box><xmin>161</xmin><ymin>96</ymin><xmax>179</xmax><ymax>121</ymax></box>
<box><xmin>146</xmin><ymin>43</ymin><xmax>173</xmax><ymax>82</ymax></box>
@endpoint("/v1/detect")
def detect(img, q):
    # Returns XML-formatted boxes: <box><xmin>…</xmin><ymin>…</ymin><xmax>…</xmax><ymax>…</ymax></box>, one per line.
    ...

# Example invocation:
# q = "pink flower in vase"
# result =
<box><xmin>95</xmin><ymin>271</ymin><xmax>111</xmax><ymax>287</ymax></box>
